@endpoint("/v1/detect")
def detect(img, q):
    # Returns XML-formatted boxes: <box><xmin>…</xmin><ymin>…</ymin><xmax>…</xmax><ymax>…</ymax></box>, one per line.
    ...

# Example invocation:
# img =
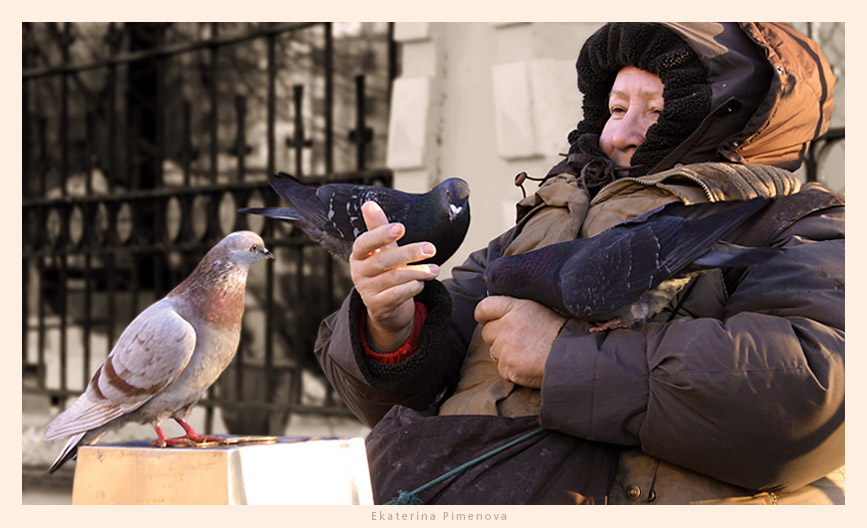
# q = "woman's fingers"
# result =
<box><xmin>368</xmin><ymin>280</ymin><xmax>427</xmax><ymax>314</ymax></box>
<box><xmin>352</xmin><ymin>201</ymin><xmax>400</xmax><ymax>258</ymax></box>
<box><xmin>361</xmin><ymin>263</ymin><xmax>439</xmax><ymax>292</ymax></box>
<box><xmin>352</xmin><ymin>222</ymin><xmax>402</xmax><ymax>261</ymax></box>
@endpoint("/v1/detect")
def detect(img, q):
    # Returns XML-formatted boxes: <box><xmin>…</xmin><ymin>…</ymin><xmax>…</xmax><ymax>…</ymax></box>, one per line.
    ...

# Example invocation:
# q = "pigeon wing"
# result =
<box><xmin>558</xmin><ymin>199</ymin><xmax>771</xmax><ymax>318</ymax></box>
<box><xmin>268</xmin><ymin>176</ymin><xmax>413</xmax><ymax>258</ymax></box>
<box><xmin>647</xmin><ymin>199</ymin><xmax>771</xmax><ymax>277</ymax></box>
<box><xmin>44</xmin><ymin>302</ymin><xmax>197</xmax><ymax>442</ymax></box>
<box><xmin>314</xmin><ymin>184</ymin><xmax>412</xmax><ymax>241</ymax></box>
<box><xmin>559</xmin><ymin>226</ymin><xmax>663</xmax><ymax>317</ymax></box>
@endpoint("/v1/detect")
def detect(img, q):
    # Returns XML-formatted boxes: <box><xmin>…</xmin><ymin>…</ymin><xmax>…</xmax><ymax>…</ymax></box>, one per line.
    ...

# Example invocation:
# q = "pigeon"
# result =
<box><xmin>43</xmin><ymin>231</ymin><xmax>275</xmax><ymax>474</ymax></box>
<box><xmin>484</xmin><ymin>197</ymin><xmax>781</xmax><ymax>331</ymax></box>
<box><xmin>239</xmin><ymin>173</ymin><xmax>470</xmax><ymax>266</ymax></box>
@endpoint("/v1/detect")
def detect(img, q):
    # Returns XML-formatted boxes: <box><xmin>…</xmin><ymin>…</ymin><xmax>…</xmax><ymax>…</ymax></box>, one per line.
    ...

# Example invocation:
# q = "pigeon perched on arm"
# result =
<box><xmin>43</xmin><ymin>231</ymin><xmax>275</xmax><ymax>474</ymax></box>
<box><xmin>484</xmin><ymin>197</ymin><xmax>781</xmax><ymax>331</ymax></box>
<box><xmin>239</xmin><ymin>173</ymin><xmax>470</xmax><ymax>266</ymax></box>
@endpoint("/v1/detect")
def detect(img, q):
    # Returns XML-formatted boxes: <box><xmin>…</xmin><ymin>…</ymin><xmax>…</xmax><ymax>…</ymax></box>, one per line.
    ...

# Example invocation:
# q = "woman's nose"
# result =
<box><xmin>612</xmin><ymin>111</ymin><xmax>648</xmax><ymax>151</ymax></box>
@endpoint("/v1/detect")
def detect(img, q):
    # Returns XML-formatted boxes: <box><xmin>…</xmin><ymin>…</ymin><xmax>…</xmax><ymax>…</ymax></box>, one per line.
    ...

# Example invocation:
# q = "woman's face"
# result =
<box><xmin>599</xmin><ymin>66</ymin><xmax>665</xmax><ymax>177</ymax></box>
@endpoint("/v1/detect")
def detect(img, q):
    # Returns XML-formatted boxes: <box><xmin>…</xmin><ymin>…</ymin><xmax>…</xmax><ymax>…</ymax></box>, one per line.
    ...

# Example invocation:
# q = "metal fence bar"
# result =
<box><xmin>288</xmin><ymin>84</ymin><xmax>312</xmax><ymax>177</ymax></box>
<box><xmin>154</xmin><ymin>24</ymin><xmax>166</xmax><ymax>189</ymax></box>
<box><xmin>235</xmin><ymin>95</ymin><xmax>247</xmax><ymax>181</ymax></box>
<box><xmin>106</xmin><ymin>23</ymin><xmax>122</xmax><ymax>196</ymax></box>
<box><xmin>805</xmin><ymin>127</ymin><xmax>845</xmax><ymax>183</ymax></box>
<box><xmin>59</xmin><ymin>23</ymin><xmax>70</xmax><ymax>200</ymax></box>
<box><xmin>106</xmin><ymin>250</ymin><xmax>116</xmax><ymax>361</ymax></box>
<box><xmin>388</xmin><ymin>22</ymin><xmax>398</xmax><ymax>99</ymax></box>
<box><xmin>209</xmin><ymin>23</ymin><xmax>219</xmax><ymax>185</ymax></box>
<box><xmin>182</xmin><ymin>101</ymin><xmax>193</xmax><ymax>186</ymax></box>
<box><xmin>37</xmin><ymin>256</ymin><xmax>46</xmax><ymax>388</ymax></box>
<box><xmin>263</xmin><ymin>30</ymin><xmax>278</xmax><ymax>428</ymax></box>
<box><xmin>22</xmin><ymin>170</ymin><xmax>392</xmax><ymax>208</ymax></box>
<box><xmin>23</xmin><ymin>24</ymin><xmax>32</xmax><ymax>369</ymax></box>
<box><xmin>23</xmin><ymin>27</ymin><xmax>32</xmax><ymax>200</ymax></box>
<box><xmin>38</xmin><ymin>116</ymin><xmax>47</xmax><ymax>196</ymax></box>
<box><xmin>23</xmin><ymin>22</ymin><xmax>321</xmax><ymax>80</ymax></box>
<box><xmin>59</xmin><ymin>253</ymin><xmax>68</xmax><ymax>393</ymax></box>
<box><xmin>324</xmin><ymin>23</ymin><xmax>334</xmax><ymax>175</ymax></box>
<box><xmin>350</xmin><ymin>75</ymin><xmax>372</xmax><ymax>171</ymax></box>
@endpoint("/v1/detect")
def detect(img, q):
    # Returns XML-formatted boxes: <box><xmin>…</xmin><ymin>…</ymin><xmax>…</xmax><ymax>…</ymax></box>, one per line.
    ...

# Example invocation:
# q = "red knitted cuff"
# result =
<box><xmin>360</xmin><ymin>302</ymin><xmax>428</xmax><ymax>364</ymax></box>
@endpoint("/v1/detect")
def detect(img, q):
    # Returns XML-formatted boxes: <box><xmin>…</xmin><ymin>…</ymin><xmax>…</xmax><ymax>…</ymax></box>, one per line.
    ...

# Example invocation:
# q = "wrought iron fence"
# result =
<box><xmin>22</xmin><ymin>22</ymin><xmax>396</xmax><ymax>435</ymax></box>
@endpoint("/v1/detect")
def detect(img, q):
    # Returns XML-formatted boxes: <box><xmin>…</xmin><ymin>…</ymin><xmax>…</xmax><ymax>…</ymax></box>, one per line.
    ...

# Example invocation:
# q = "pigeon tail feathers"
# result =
<box><xmin>689</xmin><ymin>241</ymin><xmax>784</xmax><ymax>270</ymax></box>
<box><xmin>43</xmin><ymin>395</ymin><xmax>126</xmax><ymax>443</ymax></box>
<box><xmin>268</xmin><ymin>175</ymin><xmax>334</xmax><ymax>228</ymax></box>
<box><xmin>47</xmin><ymin>430</ymin><xmax>106</xmax><ymax>474</ymax></box>
<box><xmin>236</xmin><ymin>206</ymin><xmax>304</xmax><ymax>222</ymax></box>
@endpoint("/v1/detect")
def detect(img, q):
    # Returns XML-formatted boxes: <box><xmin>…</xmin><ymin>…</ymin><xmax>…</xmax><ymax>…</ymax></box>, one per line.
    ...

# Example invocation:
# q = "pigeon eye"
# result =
<box><xmin>250</xmin><ymin>244</ymin><xmax>258</xmax><ymax>252</ymax></box>
<box><xmin>445</xmin><ymin>189</ymin><xmax>451</xmax><ymax>197</ymax></box>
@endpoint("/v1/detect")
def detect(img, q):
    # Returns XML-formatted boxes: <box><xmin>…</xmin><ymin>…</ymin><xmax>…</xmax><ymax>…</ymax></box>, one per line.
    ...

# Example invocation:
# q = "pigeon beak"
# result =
<box><xmin>260</xmin><ymin>248</ymin><xmax>276</xmax><ymax>261</ymax></box>
<box><xmin>448</xmin><ymin>203</ymin><xmax>463</xmax><ymax>221</ymax></box>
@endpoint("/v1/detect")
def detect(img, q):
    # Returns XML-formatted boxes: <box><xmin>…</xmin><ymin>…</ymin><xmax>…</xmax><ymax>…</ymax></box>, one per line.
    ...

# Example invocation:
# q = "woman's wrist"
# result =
<box><xmin>366</xmin><ymin>312</ymin><xmax>415</xmax><ymax>353</ymax></box>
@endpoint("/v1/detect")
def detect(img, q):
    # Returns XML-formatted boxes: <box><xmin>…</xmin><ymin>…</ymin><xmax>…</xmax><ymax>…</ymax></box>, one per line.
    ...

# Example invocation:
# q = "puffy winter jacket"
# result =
<box><xmin>313</xmin><ymin>22</ymin><xmax>844</xmax><ymax>504</ymax></box>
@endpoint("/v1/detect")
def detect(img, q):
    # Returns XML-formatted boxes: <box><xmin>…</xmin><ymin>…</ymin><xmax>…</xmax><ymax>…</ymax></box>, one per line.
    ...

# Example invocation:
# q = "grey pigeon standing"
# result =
<box><xmin>44</xmin><ymin>231</ymin><xmax>275</xmax><ymax>473</ymax></box>
<box><xmin>485</xmin><ymin>198</ymin><xmax>781</xmax><ymax>331</ymax></box>
<box><xmin>239</xmin><ymin>173</ymin><xmax>470</xmax><ymax>266</ymax></box>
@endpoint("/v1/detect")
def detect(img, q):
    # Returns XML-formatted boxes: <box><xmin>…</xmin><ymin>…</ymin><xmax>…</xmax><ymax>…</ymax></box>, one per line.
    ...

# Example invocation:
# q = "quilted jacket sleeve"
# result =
<box><xmin>538</xmin><ymin>205</ymin><xmax>845</xmax><ymax>492</ymax></box>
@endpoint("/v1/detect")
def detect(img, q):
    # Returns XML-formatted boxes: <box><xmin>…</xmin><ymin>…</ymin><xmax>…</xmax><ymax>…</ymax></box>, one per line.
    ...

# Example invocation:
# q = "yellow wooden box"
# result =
<box><xmin>71</xmin><ymin>436</ymin><xmax>373</xmax><ymax>505</ymax></box>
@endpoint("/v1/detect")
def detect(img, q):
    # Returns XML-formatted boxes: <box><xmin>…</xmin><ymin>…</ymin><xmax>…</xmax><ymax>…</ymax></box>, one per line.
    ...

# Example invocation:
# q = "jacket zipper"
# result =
<box><xmin>593</xmin><ymin>170</ymin><xmax>716</xmax><ymax>204</ymax></box>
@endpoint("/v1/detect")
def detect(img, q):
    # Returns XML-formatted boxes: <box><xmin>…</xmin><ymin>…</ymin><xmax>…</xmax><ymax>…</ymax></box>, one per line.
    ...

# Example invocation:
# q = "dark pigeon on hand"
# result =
<box><xmin>240</xmin><ymin>173</ymin><xmax>470</xmax><ymax>266</ymax></box>
<box><xmin>484</xmin><ymin>197</ymin><xmax>781</xmax><ymax>331</ymax></box>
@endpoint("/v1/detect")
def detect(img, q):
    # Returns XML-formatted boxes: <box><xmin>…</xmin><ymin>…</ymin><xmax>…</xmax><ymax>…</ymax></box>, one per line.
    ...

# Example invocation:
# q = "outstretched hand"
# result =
<box><xmin>474</xmin><ymin>296</ymin><xmax>568</xmax><ymax>389</ymax></box>
<box><xmin>349</xmin><ymin>201</ymin><xmax>440</xmax><ymax>352</ymax></box>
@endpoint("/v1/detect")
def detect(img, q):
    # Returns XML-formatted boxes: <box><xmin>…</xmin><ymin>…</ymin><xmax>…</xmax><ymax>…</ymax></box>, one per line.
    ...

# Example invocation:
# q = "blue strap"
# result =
<box><xmin>385</xmin><ymin>426</ymin><xmax>546</xmax><ymax>505</ymax></box>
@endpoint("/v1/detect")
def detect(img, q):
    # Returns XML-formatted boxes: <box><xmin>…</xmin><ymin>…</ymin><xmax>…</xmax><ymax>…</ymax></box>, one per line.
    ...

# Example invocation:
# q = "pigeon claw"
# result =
<box><xmin>590</xmin><ymin>319</ymin><xmax>628</xmax><ymax>333</ymax></box>
<box><xmin>190</xmin><ymin>434</ymin><xmax>229</xmax><ymax>445</ymax></box>
<box><xmin>162</xmin><ymin>436</ymin><xmax>198</xmax><ymax>447</ymax></box>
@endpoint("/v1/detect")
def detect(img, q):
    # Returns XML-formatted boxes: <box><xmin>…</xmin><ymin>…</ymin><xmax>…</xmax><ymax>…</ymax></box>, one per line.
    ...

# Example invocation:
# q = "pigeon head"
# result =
<box><xmin>437</xmin><ymin>178</ymin><xmax>471</xmax><ymax>221</ymax></box>
<box><xmin>213</xmin><ymin>231</ymin><xmax>276</xmax><ymax>267</ymax></box>
<box><xmin>484</xmin><ymin>244</ymin><xmax>568</xmax><ymax>314</ymax></box>
<box><xmin>400</xmin><ymin>177</ymin><xmax>471</xmax><ymax>266</ymax></box>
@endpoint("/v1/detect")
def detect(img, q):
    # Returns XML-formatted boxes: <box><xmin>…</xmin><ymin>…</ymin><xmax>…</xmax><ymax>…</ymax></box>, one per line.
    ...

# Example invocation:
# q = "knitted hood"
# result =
<box><xmin>551</xmin><ymin>23</ymin><xmax>836</xmax><ymax>188</ymax></box>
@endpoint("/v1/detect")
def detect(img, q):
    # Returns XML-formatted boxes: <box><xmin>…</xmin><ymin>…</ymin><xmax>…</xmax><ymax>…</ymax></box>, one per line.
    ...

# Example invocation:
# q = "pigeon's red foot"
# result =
<box><xmin>590</xmin><ymin>319</ymin><xmax>628</xmax><ymax>333</ymax></box>
<box><xmin>173</xmin><ymin>418</ymin><xmax>228</xmax><ymax>445</ymax></box>
<box><xmin>151</xmin><ymin>421</ymin><xmax>227</xmax><ymax>448</ymax></box>
<box><xmin>151</xmin><ymin>425</ymin><xmax>170</xmax><ymax>447</ymax></box>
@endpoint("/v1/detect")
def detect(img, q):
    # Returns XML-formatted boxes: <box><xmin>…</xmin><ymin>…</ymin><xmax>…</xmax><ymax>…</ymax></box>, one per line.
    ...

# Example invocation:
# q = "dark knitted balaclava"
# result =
<box><xmin>553</xmin><ymin>23</ymin><xmax>712</xmax><ymax>194</ymax></box>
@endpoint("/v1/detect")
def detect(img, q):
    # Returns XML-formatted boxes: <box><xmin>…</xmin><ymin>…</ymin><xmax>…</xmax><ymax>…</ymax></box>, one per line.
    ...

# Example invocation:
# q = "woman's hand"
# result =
<box><xmin>350</xmin><ymin>201</ymin><xmax>440</xmax><ymax>352</ymax></box>
<box><xmin>475</xmin><ymin>296</ymin><xmax>568</xmax><ymax>388</ymax></box>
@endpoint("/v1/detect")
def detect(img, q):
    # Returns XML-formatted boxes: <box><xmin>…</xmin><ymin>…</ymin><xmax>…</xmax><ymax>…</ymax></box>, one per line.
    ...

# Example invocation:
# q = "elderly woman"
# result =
<box><xmin>315</xmin><ymin>23</ymin><xmax>844</xmax><ymax>505</ymax></box>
